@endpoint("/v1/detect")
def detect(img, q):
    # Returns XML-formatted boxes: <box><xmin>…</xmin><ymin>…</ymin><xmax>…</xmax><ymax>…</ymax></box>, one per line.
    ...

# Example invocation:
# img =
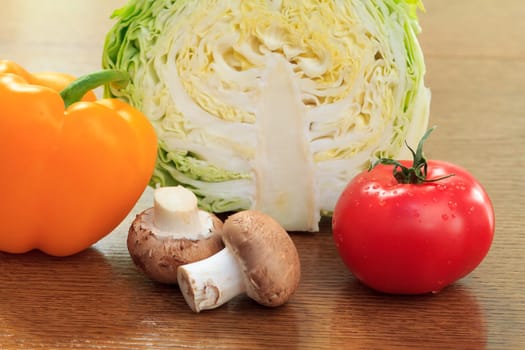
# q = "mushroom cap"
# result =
<box><xmin>222</xmin><ymin>210</ymin><xmax>301</xmax><ymax>307</ymax></box>
<box><xmin>127</xmin><ymin>208</ymin><xmax>224</xmax><ymax>284</ymax></box>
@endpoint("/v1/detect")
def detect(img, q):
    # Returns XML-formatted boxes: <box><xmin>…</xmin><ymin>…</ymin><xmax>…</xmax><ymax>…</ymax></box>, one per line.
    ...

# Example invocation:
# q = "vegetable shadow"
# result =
<box><xmin>0</xmin><ymin>248</ymin><xmax>150</xmax><ymax>347</ymax></box>
<box><xmin>330</xmin><ymin>279</ymin><xmax>487</xmax><ymax>349</ymax></box>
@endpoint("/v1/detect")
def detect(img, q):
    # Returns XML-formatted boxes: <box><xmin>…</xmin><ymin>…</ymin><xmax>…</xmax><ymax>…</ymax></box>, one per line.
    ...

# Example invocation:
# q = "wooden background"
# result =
<box><xmin>1</xmin><ymin>1</ymin><xmax>524</xmax><ymax>349</ymax></box>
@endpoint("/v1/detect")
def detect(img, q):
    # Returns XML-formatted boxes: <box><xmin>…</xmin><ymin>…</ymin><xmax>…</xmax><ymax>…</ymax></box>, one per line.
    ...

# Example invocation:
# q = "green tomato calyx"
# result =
<box><xmin>369</xmin><ymin>126</ymin><xmax>455</xmax><ymax>184</ymax></box>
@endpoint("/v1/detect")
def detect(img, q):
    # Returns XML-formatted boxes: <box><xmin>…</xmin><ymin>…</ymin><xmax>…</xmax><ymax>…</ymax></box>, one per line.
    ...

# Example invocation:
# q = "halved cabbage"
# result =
<box><xmin>102</xmin><ymin>0</ymin><xmax>430</xmax><ymax>231</ymax></box>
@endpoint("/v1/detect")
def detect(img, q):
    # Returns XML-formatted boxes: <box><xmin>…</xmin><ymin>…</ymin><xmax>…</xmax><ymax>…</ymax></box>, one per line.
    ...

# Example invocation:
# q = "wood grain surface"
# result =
<box><xmin>1</xmin><ymin>1</ymin><xmax>524</xmax><ymax>349</ymax></box>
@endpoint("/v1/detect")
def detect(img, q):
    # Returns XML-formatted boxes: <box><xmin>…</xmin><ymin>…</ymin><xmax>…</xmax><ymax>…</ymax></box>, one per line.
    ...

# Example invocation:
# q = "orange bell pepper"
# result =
<box><xmin>0</xmin><ymin>60</ymin><xmax>158</xmax><ymax>256</ymax></box>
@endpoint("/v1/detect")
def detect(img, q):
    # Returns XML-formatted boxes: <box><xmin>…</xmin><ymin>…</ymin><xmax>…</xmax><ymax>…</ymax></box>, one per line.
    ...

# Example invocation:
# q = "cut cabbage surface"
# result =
<box><xmin>103</xmin><ymin>0</ymin><xmax>430</xmax><ymax>231</ymax></box>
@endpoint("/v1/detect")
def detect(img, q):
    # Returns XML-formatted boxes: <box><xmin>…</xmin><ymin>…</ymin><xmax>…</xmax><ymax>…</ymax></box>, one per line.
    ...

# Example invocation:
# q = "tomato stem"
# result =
<box><xmin>369</xmin><ymin>126</ymin><xmax>455</xmax><ymax>184</ymax></box>
<box><xmin>60</xmin><ymin>70</ymin><xmax>129</xmax><ymax>108</ymax></box>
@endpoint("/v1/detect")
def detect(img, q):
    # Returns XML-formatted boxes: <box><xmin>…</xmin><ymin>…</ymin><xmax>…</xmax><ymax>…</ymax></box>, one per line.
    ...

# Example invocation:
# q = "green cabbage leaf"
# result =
<box><xmin>102</xmin><ymin>0</ymin><xmax>430</xmax><ymax>231</ymax></box>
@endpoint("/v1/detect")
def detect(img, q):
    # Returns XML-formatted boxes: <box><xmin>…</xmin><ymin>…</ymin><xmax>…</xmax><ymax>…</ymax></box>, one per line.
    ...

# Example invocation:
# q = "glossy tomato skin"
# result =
<box><xmin>332</xmin><ymin>160</ymin><xmax>495</xmax><ymax>294</ymax></box>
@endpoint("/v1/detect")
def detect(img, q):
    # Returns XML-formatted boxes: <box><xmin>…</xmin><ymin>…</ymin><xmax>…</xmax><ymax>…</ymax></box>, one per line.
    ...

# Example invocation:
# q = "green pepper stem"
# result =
<box><xmin>369</xmin><ymin>126</ymin><xmax>455</xmax><ymax>184</ymax></box>
<box><xmin>60</xmin><ymin>70</ymin><xmax>129</xmax><ymax>108</ymax></box>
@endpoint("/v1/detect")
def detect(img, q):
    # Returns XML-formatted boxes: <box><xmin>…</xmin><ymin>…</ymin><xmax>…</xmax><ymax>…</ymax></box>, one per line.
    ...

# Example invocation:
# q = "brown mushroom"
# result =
<box><xmin>177</xmin><ymin>210</ymin><xmax>301</xmax><ymax>312</ymax></box>
<box><xmin>127</xmin><ymin>186</ymin><xmax>223</xmax><ymax>284</ymax></box>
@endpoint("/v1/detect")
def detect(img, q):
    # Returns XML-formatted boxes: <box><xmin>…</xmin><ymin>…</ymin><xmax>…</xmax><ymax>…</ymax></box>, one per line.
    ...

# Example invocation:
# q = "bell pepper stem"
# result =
<box><xmin>60</xmin><ymin>70</ymin><xmax>129</xmax><ymax>108</ymax></box>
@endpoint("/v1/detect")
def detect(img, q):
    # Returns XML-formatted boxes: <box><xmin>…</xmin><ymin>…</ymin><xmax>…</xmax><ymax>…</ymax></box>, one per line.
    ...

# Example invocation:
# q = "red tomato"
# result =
<box><xmin>332</xmin><ymin>159</ymin><xmax>495</xmax><ymax>294</ymax></box>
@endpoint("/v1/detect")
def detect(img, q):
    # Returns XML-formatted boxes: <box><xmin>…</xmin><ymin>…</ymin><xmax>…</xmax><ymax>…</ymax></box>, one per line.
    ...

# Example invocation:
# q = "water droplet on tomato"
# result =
<box><xmin>455</xmin><ymin>183</ymin><xmax>466</xmax><ymax>191</ymax></box>
<box><xmin>468</xmin><ymin>206</ymin><xmax>475</xmax><ymax>214</ymax></box>
<box><xmin>448</xmin><ymin>201</ymin><xmax>458</xmax><ymax>210</ymax></box>
<box><xmin>441</xmin><ymin>214</ymin><xmax>449</xmax><ymax>221</ymax></box>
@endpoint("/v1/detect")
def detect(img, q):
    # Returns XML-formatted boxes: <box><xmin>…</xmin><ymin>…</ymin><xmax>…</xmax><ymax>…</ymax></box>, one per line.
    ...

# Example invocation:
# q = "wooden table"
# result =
<box><xmin>1</xmin><ymin>1</ymin><xmax>524</xmax><ymax>349</ymax></box>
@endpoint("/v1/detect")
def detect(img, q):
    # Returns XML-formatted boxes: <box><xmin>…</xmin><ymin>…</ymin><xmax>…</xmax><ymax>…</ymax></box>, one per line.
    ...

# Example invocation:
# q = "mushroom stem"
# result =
<box><xmin>177</xmin><ymin>248</ymin><xmax>245</xmax><ymax>312</ymax></box>
<box><xmin>153</xmin><ymin>186</ymin><xmax>202</xmax><ymax>235</ymax></box>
